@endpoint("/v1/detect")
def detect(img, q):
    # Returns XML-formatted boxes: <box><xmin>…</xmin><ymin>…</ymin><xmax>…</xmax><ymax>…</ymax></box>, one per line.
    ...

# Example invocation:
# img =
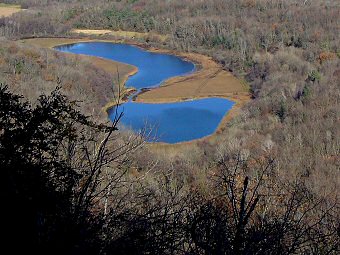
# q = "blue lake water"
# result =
<box><xmin>55</xmin><ymin>42</ymin><xmax>194</xmax><ymax>89</ymax></box>
<box><xmin>55</xmin><ymin>42</ymin><xmax>234</xmax><ymax>143</ymax></box>
<box><xmin>112</xmin><ymin>98</ymin><xmax>234</xmax><ymax>143</ymax></box>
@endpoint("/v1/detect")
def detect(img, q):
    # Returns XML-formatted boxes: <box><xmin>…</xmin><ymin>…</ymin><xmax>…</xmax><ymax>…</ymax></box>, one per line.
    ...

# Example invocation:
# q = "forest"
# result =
<box><xmin>0</xmin><ymin>0</ymin><xmax>339</xmax><ymax>254</ymax></box>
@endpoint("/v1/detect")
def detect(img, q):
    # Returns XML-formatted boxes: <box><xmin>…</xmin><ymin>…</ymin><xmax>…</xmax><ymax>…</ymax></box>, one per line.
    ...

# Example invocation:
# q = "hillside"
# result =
<box><xmin>0</xmin><ymin>0</ymin><xmax>339</xmax><ymax>254</ymax></box>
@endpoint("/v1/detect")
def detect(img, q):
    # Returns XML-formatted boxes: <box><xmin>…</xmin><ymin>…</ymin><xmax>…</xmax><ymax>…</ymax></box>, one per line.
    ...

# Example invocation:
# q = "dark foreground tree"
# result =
<box><xmin>0</xmin><ymin>84</ymin><xmax>148</xmax><ymax>254</ymax></box>
<box><xmin>186</xmin><ymin>155</ymin><xmax>339</xmax><ymax>255</ymax></box>
<box><xmin>0</xmin><ymin>85</ymin><xmax>187</xmax><ymax>255</ymax></box>
<box><xmin>0</xmin><ymin>84</ymin><xmax>105</xmax><ymax>254</ymax></box>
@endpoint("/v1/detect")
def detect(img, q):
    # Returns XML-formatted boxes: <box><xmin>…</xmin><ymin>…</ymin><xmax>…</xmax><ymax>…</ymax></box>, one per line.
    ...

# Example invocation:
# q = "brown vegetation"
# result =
<box><xmin>21</xmin><ymin>38</ymin><xmax>137</xmax><ymax>98</ymax></box>
<box><xmin>0</xmin><ymin>0</ymin><xmax>339</xmax><ymax>253</ymax></box>
<box><xmin>0</xmin><ymin>38</ymin><xmax>135</xmax><ymax>121</ymax></box>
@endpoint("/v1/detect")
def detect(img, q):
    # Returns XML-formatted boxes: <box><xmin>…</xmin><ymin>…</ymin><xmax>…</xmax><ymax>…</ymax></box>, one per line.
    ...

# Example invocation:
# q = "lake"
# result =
<box><xmin>55</xmin><ymin>42</ymin><xmax>195</xmax><ymax>89</ymax></box>
<box><xmin>55</xmin><ymin>42</ymin><xmax>234</xmax><ymax>143</ymax></box>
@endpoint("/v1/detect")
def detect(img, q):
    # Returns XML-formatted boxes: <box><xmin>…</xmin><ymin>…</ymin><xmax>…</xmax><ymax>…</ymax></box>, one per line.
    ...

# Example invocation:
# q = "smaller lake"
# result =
<box><xmin>111</xmin><ymin>98</ymin><xmax>234</xmax><ymax>143</ymax></box>
<box><xmin>55</xmin><ymin>42</ymin><xmax>195</xmax><ymax>89</ymax></box>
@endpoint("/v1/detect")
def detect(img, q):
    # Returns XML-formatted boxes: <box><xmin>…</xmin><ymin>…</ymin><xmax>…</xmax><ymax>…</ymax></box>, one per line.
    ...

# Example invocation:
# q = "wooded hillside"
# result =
<box><xmin>0</xmin><ymin>0</ymin><xmax>339</xmax><ymax>254</ymax></box>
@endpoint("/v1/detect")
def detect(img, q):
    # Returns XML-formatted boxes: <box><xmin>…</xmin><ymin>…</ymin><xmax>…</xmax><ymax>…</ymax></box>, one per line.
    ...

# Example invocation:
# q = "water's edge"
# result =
<box><xmin>54</xmin><ymin>42</ymin><xmax>235</xmax><ymax>143</ymax></box>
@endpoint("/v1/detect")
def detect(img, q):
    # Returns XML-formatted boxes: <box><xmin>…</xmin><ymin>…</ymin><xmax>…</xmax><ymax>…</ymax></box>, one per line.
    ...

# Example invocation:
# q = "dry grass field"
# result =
<box><xmin>0</xmin><ymin>4</ymin><xmax>21</xmax><ymax>17</ymax></box>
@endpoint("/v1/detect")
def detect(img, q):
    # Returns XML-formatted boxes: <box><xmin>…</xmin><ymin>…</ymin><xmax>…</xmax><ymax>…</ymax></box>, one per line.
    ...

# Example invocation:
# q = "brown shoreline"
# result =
<box><xmin>20</xmin><ymin>37</ymin><xmax>250</xmax><ymax>147</ymax></box>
